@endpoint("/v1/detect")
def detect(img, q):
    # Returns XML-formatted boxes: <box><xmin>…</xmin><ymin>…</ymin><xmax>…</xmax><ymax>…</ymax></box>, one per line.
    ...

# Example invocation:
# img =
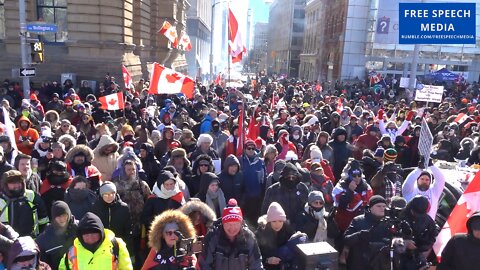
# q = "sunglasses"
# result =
<box><xmin>246</xmin><ymin>147</ymin><xmax>256</xmax><ymax>150</ymax></box>
<box><xmin>164</xmin><ymin>231</ymin><xmax>176</xmax><ymax>236</ymax></box>
<box><xmin>352</xmin><ymin>174</ymin><xmax>362</xmax><ymax>178</ymax></box>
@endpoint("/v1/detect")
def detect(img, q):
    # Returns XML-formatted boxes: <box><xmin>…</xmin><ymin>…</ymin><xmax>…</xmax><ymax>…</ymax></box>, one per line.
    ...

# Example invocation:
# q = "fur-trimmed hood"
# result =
<box><xmin>93</xmin><ymin>134</ymin><xmax>119</xmax><ymax>155</ymax></box>
<box><xmin>257</xmin><ymin>214</ymin><xmax>268</xmax><ymax>229</ymax></box>
<box><xmin>180</xmin><ymin>199</ymin><xmax>217</xmax><ymax>227</ymax></box>
<box><xmin>148</xmin><ymin>209</ymin><xmax>196</xmax><ymax>252</ymax></box>
<box><xmin>65</xmin><ymin>144</ymin><xmax>94</xmax><ymax>164</ymax></box>
<box><xmin>58</xmin><ymin>134</ymin><xmax>77</xmax><ymax>149</ymax></box>
<box><xmin>44</xmin><ymin>110</ymin><xmax>59</xmax><ymax>124</ymax></box>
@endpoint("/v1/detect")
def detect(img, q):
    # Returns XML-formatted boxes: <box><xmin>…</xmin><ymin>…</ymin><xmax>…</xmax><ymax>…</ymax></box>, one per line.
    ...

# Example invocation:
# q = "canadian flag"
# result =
<box><xmin>122</xmin><ymin>65</ymin><xmax>133</xmax><ymax>89</ymax></box>
<box><xmin>228</xmin><ymin>8</ymin><xmax>246</xmax><ymax>63</ymax></box>
<box><xmin>148</xmin><ymin>63</ymin><xmax>194</xmax><ymax>99</ymax></box>
<box><xmin>99</xmin><ymin>92</ymin><xmax>125</xmax><ymax>111</ymax></box>
<box><xmin>315</xmin><ymin>83</ymin><xmax>322</xmax><ymax>92</ymax></box>
<box><xmin>214</xmin><ymin>73</ymin><xmax>222</xmax><ymax>85</ymax></box>
<box><xmin>370</xmin><ymin>73</ymin><xmax>382</xmax><ymax>85</ymax></box>
<box><xmin>158</xmin><ymin>21</ymin><xmax>178</xmax><ymax>45</ymax></box>
<box><xmin>177</xmin><ymin>31</ymin><xmax>192</xmax><ymax>51</ymax></box>
<box><xmin>454</xmin><ymin>113</ymin><xmax>469</xmax><ymax>124</ymax></box>
<box><xmin>336</xmin><ymin>97</ymin><xmax>343</xmax><ymax>113</ymax></box>
<box><xmin>433</xmin><ymin>171</ymin><xmax>480</xmax><ymax>261</ymax></box>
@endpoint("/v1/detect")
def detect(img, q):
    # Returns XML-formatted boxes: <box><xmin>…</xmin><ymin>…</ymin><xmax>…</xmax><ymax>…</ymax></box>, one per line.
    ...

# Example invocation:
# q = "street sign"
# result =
<box><xmin>19</xmin><ymin>68</ymin><xmax>36</xmax><ymax>77</ymax></box>
<box><xmin>26</xmin><ymin>23</ymin><xmax>57</xmax><ymax>34</ymax></box>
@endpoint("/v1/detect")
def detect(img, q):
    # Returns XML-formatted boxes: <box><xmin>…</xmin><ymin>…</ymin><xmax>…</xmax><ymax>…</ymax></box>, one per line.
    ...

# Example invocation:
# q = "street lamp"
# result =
<box><xmin>209</xmin><ymin>0</ymin><xmax>229</xmax><ymax>83</ymax></box>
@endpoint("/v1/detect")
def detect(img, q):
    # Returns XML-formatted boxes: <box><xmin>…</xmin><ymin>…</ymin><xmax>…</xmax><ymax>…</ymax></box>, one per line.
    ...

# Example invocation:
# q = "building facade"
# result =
<box><xmin>252</xmin><ymin>22</ymin><xmax>268</xmax><ymax>72</ymax></box>
<box><xmin>0</xmin><ymin>0</ymin><xmax>189</xmax><ymax>86</ymax></box>
<box><xmin>267</xmin><ymin>0</ymin><xmax>305</xmax><ymax>78</ymax></box>
<box><xmin>186</xmin><ymin>0</ymin><xmax>211</xmax><ymax>81</ymax></box>
<box><xmin>299</xmin><ymin>0</ymin><xmax>322</xmax><ymax>81</ymax></box>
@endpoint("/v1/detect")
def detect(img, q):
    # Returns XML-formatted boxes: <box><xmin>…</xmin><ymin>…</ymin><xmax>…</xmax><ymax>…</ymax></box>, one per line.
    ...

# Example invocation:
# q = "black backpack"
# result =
<box><xmin>64</xmin><ymin>237</ymin><xmax>119</xmax><ymax>270</ymax></box>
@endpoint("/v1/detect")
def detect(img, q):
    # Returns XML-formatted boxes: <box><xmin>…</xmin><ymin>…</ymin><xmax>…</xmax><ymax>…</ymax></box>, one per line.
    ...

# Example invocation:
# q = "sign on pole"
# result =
<box><xmin>19</xmin><ymin>68</ymin><xmax>36</xmax><ymax>77</ymax></box>
<box><xmin>26</xmin><ymin>22</ymin><xmax>57</xmax><ymax>34</ymax></box>
<box><xmin>400</xmin><ymin>77</ymin><xmax>416</xmax><ymax>88</ymax></box>
<box><xmin>415</xmin><ymin>85</ymin><xmax>444</xmax><ymax>103</ymax></box>
<box><xmin>418</xmin><ymin>117</ymin><xmax>433</xmax><ymax>166</ymax></box>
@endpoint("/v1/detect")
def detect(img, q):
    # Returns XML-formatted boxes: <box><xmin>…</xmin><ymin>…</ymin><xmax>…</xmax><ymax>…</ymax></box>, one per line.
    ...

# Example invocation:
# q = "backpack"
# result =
<box><xmin>64</xmin><ymin>237</ymin><xmax>119</xmax><ymax>270</ymax></box>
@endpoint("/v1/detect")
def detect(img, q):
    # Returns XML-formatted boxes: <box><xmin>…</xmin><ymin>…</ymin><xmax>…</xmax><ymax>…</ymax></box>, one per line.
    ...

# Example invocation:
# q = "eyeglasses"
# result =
<box><xmin>164</xmin><ymin>231</ymin><xmax>176</xmax><ymax>236</ymax></box>
<box><xmin>246</xmin><ymin>147</ymin><xmax>256</xmax><ymax>151</ymax></box>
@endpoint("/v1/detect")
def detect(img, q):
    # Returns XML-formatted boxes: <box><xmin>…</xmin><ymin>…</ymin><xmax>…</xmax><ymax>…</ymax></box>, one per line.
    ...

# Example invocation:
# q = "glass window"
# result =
<box><xmin>36</xmin><ymin>0</ymin><xmax>67</xmax><ymax>42</ymax></box>
<box><xmin>0</xmin><ymin>0</ymin><xmax>4</xmax><ymax>39</ymax></box>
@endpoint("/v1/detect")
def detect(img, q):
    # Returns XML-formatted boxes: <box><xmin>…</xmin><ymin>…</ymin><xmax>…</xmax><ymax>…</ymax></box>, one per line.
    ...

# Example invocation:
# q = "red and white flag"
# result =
<box><xmin>228</xmin><ymin>8</ymin><xmax>246</xmax><ymax>63</ymax></box>
<box><xmin>315</xmin><ymin>83</ymin><xmax>322</xmax><ymax>92</ymax></box>
<box><xmin>236</xmin><ymin>105</ymin><xmax>244</xmax><ymax>157</ymax></box>
<box><xmin>370</xmin><ymin>73</ymin><xmax>382</xmax><ymax>85</ymax></box>
<box><xmin>454</xmin><ymin>113</ymin><xmax>469</xmax><ymax>124</ymax></box>
<box><xmin>214</xmin><ymin>73</ymin><xmax>222</xmax><ymax>85</ymax></box>
<box><xmin>99</xmin><ymin>92</ymin><xmax>125</xmax><ymax>111</ymax></box>
<box><xmin>122</xmin><ymin>65</ymin><xmax>133</xmax><ymax>89</ymax></box>
<box><xmin>433</xmin><ymin>171</ymin><xmax>480</xmax><ymax>261</ymax></box>
<box><xmin>178</xmin><ymin>31</ymin><xmax>192</xmax><ymax>51</ymax></box>
<box><xmin>148</xmin><ymin>63</ymin><xmax>194</xmax><ymax>98</ymax></box>
<box><xmin>158</xmin><ymin>21</ymin><xmax>178</xmax><ymax>44</ymax></box>
<box><xmin>336</xmin><ymin>97</ymin><xmax>343</xmax><ymax>113</ymax></box>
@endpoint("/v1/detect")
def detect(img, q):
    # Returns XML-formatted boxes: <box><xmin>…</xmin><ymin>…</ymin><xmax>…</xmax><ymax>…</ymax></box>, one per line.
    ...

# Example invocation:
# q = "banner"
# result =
<box><xmin>399</xmin><ymin>2</ymin><xmax>476</xmax><ymax>44</ymax></box>
<box><xmin>418</xmin><ymin>117</ymin><xmax>433</xmax><ymax>166</ymax></box>
<box><xmin>399</xmin><ymin>77</ymin><xmax>416</xmax><ymax>88</ymax></box>
<box><xmin>414</xmin><ymin>85</ymin><xmax>444</xmax><ymax>103</ymax></box>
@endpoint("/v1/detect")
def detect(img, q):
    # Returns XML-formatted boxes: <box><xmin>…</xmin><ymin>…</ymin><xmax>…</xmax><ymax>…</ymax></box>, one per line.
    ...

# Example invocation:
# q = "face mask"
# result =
<box><xmin>311</xmin><ymin>206</ymin><xmax>324</xmax><ymax>212</ymax></box>
<box><xmin>9</xmin><ymin>188</ymin><xmax>23</xmax><ymax>198</ymax></box>
<box><xmin>293</xmin><ymin>134</ymin><xmax>300</xmax><ymax>140</ymax></box>
<box><xmin>124</xmin><ymin>135</ymin><xmax>134</xmax><ymax>142</ymax></box>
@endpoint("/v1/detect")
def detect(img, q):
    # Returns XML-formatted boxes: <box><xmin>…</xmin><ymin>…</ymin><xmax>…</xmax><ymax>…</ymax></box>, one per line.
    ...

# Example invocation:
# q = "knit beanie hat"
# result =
<box><xmin>99</xmin><ymin>181</ymin><xmax>117</xmax><ymax>196</ymax></box>
<box><xmin>308</xmin><ymin>190</ymin><xmax>325</xmax><ymax>205</ymax></box>
<box><xmin>374</xmin><ymin>147</ymin><xmax>385</xmax><ymax>158</ymax></box>
<box><xmin>310</xmin><ymin>147</ymin><xmax>323</xmax><ymax>162</ymax></box>
<box><xmin>222</xmin><ymin>206</ymin><xmax>243</xmax><ymax>224</ymax></box>
<box><xmin>418</xmin><ymin>170</ymin><xmax>432</xmax><ymax>180</ymax></box>
<box><xmin>51</xmin><ymin>201</ymin><xmax>71</xmax><ymax>219</ymax></box>
<box><xmin>281</xmin><ymin>162</ymin><xmax>300</xmax><ymax>178</ymax></box>
<box><xmin>157</xmin><ymin>170</ymin><xmax>176</xmax><ymax>186</ymax></box>
<box><xmin>266</xmin><ymin>202</ymin><xmax>287</xmax><ymax>223</ymax></box>
<box><xmin>384</xmin><ymin>148</ymin><xmax>398</xmax><ymax>162</ymax></box>
<box><xmin>369</xmin><ymin>195</ymin><xmax>387</xmax><ymax>207</ymax></box>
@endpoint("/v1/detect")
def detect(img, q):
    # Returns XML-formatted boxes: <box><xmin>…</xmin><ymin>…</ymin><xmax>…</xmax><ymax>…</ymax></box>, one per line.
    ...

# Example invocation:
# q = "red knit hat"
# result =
<box><xmin>222</xmin><ymin>206</ymin><xmax>243</xmax><ymax>224</ymax></box>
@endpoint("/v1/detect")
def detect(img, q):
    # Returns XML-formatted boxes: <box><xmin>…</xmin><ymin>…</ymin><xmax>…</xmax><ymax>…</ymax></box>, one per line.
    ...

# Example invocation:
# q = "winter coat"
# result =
<box><xmin>210</xmin><ymin>131</ymin><xmax>229</xmax><ymax>157</ymax></box>
<box><xmin>14</xmin><ymin>116</ymin><xmax>39</xmax><ymax>155</ymax></box>
<box><xmin>186</xmin><ymin>155</ymin><xmax>214</xmax><ymax>196</ymax></box>
<box><xmin>141</xmin><ymin>183</ymin><xmax>184</xmax><ymax>230</ymax></box>
<box><xmin>255</xmin><ymin>215</ymin><xmax>294</xmax><ymax>270</ymax></box>
<box><xmin>343</xmin><ymin>211</ymin><xmax>391</xmax><ymax>270</ymax></box>
<box><xmin>36</xmin><ymin>217</ymin><xmax>78</xmax><ymax>270</ymax></box>
<box><xmin>332</xmin><ymin>178</ymin><xmax>373</xmax><ymax>232</ymax></box>
<box><xmin>402</xmin><ymin>166</ymin><xmax>445</xmax><ymax>220</ymax></box>
<box><xmin>240</xmin><ymin>154</ymin><xmax>267</xmax><ymax>199</ymax></box>
<box><xmin>190</xmin><ymin>147</ymin><xmax>220</xmax><ymax>164</ymax></box>
<box><xmin>353</xmin><ymin>126</ymin><xmax>379</xmax><ymax>160</ymax></box>
<box><xmin>140</xmin><ymin>144</ymin><xmax>161</xmax><ymax>189</ymax></box>
<box><xmin>438</xmin><ymin>212</ymin><xmax>480</xmax><ymax>270</ymax></box>
<box><xmin>218</xmin><ymin>155</ymin><xmax>244</xmax><ymax>204</ymax></box>
<box><xmin>200</xmin><ymin>114</ymin><xmax>214</xmax><ymax>134</ymax></box>
<box><xmin>64</xmin><ymin>188</ymin><xmax>96</xmax><ymax>220</ymax></box>
<box><xmin>92</xmin><ymin>135</ymin><xmax>119</xmax><ymax>182</ymax></box>
<box><xmin>8</xmin><ymin>236</ymin><xmax>51</xmax><ymax>270</ymax></box>
<box><xmin>328</xmin><ymin>128</ymin><xmax>353</xmax><ymax>180</ymax></box>
<box><xmin>261</xmin><ymin>181</ymin><xmax>308</xmax><ymax>226</ymax></box>
<box><xmin>91</xmin><ymin>195</ymin><xmax>132</xmax><ymax>247</ymax></box>
<box><xmin>180</xmin><ymin>200</ymin><xmax>216</xmax><ymax>237</ymax></box>
<box><xmin>295</xmin><ymin>204</ymin><xmax>327</xmax><ymax>242</ymax></box>
<box><xmin>200</xmin><ymin>223</ymin><xmax>263</xmax><ymax>270</ymax></box>
<box><xmin>59</xmin><ymin>213</ymin><xmax>132</xmax><ymax>270</ymax></box>
<box><xmin>40</xmin><ymin>175</ymin><xmax>73</xmax><ymax>216</ymax></box>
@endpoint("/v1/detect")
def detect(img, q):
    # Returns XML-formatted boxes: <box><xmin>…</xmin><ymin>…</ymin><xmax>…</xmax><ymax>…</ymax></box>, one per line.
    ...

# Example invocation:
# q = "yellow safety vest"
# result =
<box><xmin>0</xmin><ymin>190</ymin><xmax>48</xmax><ymax>236</ymax></box>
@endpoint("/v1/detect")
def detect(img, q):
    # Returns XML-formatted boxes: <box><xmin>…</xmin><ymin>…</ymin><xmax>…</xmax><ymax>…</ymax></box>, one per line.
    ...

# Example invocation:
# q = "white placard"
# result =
<box><xmin>212</xmin><ymin>159</ymin><xmax>222</xmax><ymax>174</ymax></box>
<box><xmin>400</xmin><ymin>77</ymin><xmax>416</xmax><ymax>88</ymax></box>
<box><xmin>415</xmin><ymin>85</ymin><xmax>444</xmax><ymax>103</ymax></box>
<box><xmin>418</xmin><ymin>118</ymin><xmax>433</xmax><ymax>166</ymax></box>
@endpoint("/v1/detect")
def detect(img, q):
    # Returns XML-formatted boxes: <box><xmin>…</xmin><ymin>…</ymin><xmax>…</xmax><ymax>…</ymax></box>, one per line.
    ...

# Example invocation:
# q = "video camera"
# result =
<box><xmin>174</xmin><ymin>231</ymin><xmax>203</xmax><ymax>270</ymax></box>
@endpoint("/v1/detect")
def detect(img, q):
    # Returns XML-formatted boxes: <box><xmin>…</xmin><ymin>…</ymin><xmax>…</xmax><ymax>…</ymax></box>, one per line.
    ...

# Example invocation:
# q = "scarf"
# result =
<box><xmin>305</xmin><ymin>204</ymin><xmax>327</xmax><ymax>242</ymax></box>
<box><xmin>153</xmin><ymin>182</ymin><xmax>181</xmax><ymax>199</ymax></box>
<box><xmin>205</xmin><ymin>189</ymin><xmax>226</xmax><ymax>216</ymax></box>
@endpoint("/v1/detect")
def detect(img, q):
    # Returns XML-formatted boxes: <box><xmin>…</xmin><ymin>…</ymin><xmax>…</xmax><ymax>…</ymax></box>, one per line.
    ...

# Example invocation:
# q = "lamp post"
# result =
<box><xmin>209</xmin><ymin>0</ymin><xmax>228</xmax><ymax>83</ymax></box>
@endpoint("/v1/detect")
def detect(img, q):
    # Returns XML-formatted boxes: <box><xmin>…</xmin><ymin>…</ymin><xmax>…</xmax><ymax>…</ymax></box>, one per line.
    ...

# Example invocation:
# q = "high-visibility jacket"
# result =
<box><xmin>59</xmin><ymin>229</ymin><xmax>133</xmax><ymax>270</ymax></box>
<box><xmin>0</xmin><ymin>189</ymin><xmax>49</xmax><ymax>237</ymax></box>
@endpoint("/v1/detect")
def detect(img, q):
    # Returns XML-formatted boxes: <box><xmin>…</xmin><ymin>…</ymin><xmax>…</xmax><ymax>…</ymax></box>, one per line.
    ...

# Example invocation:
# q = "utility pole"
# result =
<box><xmin>19</xmin><ymin>0</ymin><xmax>30</xmax><ymax>99</ymax></box>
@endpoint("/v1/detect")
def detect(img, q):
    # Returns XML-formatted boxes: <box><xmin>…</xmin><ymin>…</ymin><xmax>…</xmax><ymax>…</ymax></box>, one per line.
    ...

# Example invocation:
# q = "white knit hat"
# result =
<box><xmin>310</xmin><ymin>146</ymin><xmax>323</xmax><ymax>162</ymax></box>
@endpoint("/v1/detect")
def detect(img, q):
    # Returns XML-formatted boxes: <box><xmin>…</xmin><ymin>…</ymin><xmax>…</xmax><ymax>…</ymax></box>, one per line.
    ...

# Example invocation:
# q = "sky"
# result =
<box><xmin>249</xmin><ymin>0</ymin><xmax>270</xmax><ymax>23</ymax></box>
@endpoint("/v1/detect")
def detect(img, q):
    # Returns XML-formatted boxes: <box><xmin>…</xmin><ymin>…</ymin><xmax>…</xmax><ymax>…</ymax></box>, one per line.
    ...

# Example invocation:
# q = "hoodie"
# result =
<box><xmin>92</xmin><ymin>135</ymin><xmax>119</xmax><ymax>182</ymax></box>
<box><xmin>7</xmin><ymin>236</ymin><xmax>44</xmax><ymax>270</ymax></box>
<box><xmin>77</xmin><ymin>212</ymin><xmax>105</xmax><ymax>253</ymax></box>
<box><xmin>14</xmin><ymin>116</ymin><xmax>39</xmax><ymax>155</ymax></box>
<box><xmin>329</xmin><ymin>127</ymin><xmax>352</xmax><ymax>180</ymax></box>
<box><xmin>218</xmin><ymin>155</ymin><xmax>244</xmax><ymax>204</ymax></box>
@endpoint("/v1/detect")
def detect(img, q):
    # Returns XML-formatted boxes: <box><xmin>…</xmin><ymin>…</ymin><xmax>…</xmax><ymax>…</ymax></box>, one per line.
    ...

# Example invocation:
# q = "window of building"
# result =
<box><xmin>0</xmin><ymin>0</ymin><xmax>4</xmax><ymax>39</ymax></box>
<box><xmin>293</xmin><ymin>22</ymin><xmax>304</xmax><ymax>32</ymax></box>
<box><xmin>36</xmin><ymin>0</ymin><xmax>68</xmax><ymax>42</ymax></box>
<box><xmin>294</xmin><ymin>9</ymin><xmax>305</xmax><ymax>19</ymax></box>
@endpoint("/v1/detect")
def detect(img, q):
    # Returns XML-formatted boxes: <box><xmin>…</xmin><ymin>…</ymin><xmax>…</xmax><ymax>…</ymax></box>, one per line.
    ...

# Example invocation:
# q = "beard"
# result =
<box><xmin>418</xmin><ymin>183</ymin><xmax>429</xmax><ymax>191</ymax></box>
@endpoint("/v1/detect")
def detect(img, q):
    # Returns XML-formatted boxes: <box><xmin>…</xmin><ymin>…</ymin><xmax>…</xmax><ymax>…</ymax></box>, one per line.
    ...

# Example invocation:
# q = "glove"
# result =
<box><xmin>418</xmin><ymin>155</ymin><xmax>425</xmax><ymax>169</ymax></box>
<box><xmin>406</xmin><ymin>111</ymin><xmax>415</xmax><ymax>121</ymax></box>
<box><xmin>377</xmin><ymin>109</ymin><xmax>384</xmax><ymax>120</ymax></box>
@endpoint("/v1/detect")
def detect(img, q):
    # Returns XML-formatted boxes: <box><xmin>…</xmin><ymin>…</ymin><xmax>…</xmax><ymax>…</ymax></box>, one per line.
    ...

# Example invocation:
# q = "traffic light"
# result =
<box><xmin>30</xmin><ymin>42</ymin><xmax>44</xmax><ymax>63</ymax></box>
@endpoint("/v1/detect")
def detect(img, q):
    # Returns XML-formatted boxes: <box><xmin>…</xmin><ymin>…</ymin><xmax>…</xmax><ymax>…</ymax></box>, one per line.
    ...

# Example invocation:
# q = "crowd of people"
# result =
<box><xmin>0</xmin><ymin>75</ymin><xmax>478</xmax><ymax>270</ymax></box>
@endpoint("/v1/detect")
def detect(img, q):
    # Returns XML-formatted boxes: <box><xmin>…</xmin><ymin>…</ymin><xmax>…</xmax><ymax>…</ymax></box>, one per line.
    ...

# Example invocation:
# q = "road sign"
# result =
<box><xmin>19</xmin><ymin>68</ymin><xmax>36</xmax><ymax>77</ymax></box>
<box><xmin>26</xmin><ymin>23</ymin><xmax>57</xmax><ymax>34</ymax></box>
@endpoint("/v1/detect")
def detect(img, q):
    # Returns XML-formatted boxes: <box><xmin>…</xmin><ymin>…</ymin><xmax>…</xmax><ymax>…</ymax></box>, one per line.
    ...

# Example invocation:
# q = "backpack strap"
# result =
<box><xmin>111</xmin><ymin>237</ymin><xmax>119</xmax><ymax>262</ymax></box>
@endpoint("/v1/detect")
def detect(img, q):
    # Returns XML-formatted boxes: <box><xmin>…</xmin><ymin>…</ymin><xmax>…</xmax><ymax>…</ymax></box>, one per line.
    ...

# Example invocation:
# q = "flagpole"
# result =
<box><xmin>227</xmin><ymin>0</ymin><xmax>231</xmax><ymax>86</ymax></box>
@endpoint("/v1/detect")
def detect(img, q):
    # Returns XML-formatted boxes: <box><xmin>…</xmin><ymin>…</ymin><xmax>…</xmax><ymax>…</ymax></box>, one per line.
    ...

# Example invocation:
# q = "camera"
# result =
<box><xmin>174</xmin><ymin>231</ymin><xmax>203</xmax><ymax>270</ymax></box>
